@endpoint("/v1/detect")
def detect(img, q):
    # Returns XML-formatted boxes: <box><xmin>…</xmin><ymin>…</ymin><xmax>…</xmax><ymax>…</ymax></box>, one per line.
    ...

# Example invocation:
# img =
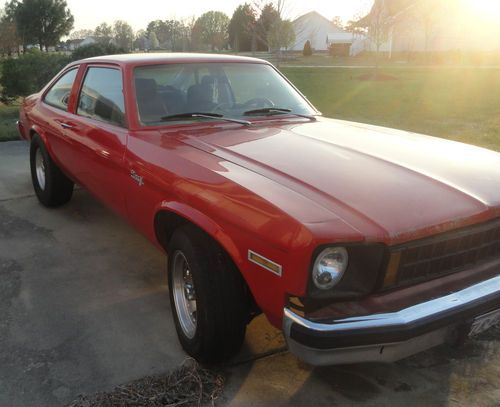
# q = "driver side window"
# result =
<box><xmin>77</xmin><ymin>67</ymin><xmax>126</xmax><ymax>127</ymax></box>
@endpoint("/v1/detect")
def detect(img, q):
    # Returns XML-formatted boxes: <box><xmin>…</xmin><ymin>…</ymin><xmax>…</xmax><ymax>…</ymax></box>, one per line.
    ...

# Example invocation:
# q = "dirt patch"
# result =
<box><xmin>66</xmin><ymin>359</ymin><xmax>224</xmax><ymax>407</ymax></box>
<box><xmin>356</xmin><ymin>73</ymin><xmax>398</xmax><ymax>81</ymax></box>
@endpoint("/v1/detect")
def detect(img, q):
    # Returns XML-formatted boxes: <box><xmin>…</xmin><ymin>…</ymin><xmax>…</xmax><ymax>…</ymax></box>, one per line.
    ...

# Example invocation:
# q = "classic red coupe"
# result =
<box><xmin>18</xmin><ymin>53</ymin><xmax>499</xmax><ymax>365</ymax></box>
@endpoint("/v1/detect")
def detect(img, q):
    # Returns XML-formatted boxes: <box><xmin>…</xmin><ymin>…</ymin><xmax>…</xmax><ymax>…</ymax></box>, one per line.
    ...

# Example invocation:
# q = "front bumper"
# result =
<box><xmin>283</xmin><ymin>275</ymin><xmax>500</xmax><ymax>366</ymax></box>
<box><xmin>16</xmin><ymin>120</ymin><xmax>25</xmax><ymax>140</ymax></box>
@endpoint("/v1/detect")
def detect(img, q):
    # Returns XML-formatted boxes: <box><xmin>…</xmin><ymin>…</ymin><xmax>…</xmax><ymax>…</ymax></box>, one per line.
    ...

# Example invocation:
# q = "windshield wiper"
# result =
<box><xmin>161</xmin><ymin>112</ymin><xmax>251</xmax><ymax>126</ymax></box>
<box><xmin>243</xmin><ymin>107</ymin><xmax>317</xmax><ymax>121</ymax></box>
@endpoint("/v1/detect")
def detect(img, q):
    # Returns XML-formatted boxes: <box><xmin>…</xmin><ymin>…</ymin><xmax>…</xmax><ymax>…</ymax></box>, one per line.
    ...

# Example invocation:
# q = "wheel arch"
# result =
<box><xmin>154</xmin><ymin>201</ymin><xmax>261</xmax><ymax>319</ymax></box>
<box><xmin>29</xmin><ymin>125</ymin><xmax>57</xmax><ymax>160</ymax></box>
<box><xmin>154</xmin><ymin>201</ymin><xmax>243</xmax><ymax>266</ymax></box>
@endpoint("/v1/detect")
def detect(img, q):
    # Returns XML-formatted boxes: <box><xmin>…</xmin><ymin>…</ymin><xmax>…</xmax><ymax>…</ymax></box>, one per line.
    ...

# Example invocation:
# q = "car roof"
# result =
<box><xmin>73</xmin><ymin>52</ymin><xmax>270</xmax><ymax>66</ymax></box>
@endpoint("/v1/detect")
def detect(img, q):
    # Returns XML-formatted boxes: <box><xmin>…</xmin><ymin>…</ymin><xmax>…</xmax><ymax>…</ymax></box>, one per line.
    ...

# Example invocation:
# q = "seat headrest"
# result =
<box><xmin>135</xmin><ymin>78</ymin><xmax>158</xmax><ymax>100</ymax></box>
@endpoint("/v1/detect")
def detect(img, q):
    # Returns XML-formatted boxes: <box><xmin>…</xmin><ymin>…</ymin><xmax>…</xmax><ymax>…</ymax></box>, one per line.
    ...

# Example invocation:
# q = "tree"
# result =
<box><xmin>5</xmin><ymin>0</ymin><xmax>28</xmax><ymax>51</ymax></box>
<box><xmin>146</xmin><ymin>19</ymin><xmax>187</xmax><ymax>50</ymax></box>
<box><xmin>146</xmin><ymin>20</ymin><xmax>170</xmax><ymax>46</ymax></box>
<box><xmin>302</xmin><ymin>39</ymin><xmax>312</xmax><ymax>56</ymax></box>
<box><xmin>71</xmin><ymin>43</ymin><xmax>126</xmax><ymax>61</ymax></box>
<box><xmin>112</xmin><ymin>20</ymin><xmax>134</xmax><ymax>51</ymax></box>
<box><xmin>149</xmin><ymin>31</ymin><xmax>159</xmax><ymax>49</ymax></box>
<box><xmin>94</xmin><ymin>22</ymin><xmax>113</xmax><ymax>44</ymax></box>
<box><xmin>192</xmin><ymin>11</ymin><xmax>230</xmax><ymax>51</ymax></box>
<box><xmin>268</xmin><ymin>19</ymin><xmax>295</xmax><ymax>52</ymax></box>
<box><xmin>133</xmin><ymin>29</ymin><xmax>148</xmax><ymax>50</ymax></box>
<box><xmin>255</xmin><ymin>3</ymin><xmax>280</xmax><ymax>51</ymax></box>
<box><xmin>0</xmin><ymin>6</ymin><xmax>21</xmax><ymax>56</ymax></box>
<box><xmin>69</xmin><ymin>29</ymin><xmax>93</xmax><ymax>40</ymax></box>
<box><xmin>352</xmin><ymin>0</ymin><xmax>391</xmax><ymax>68</ymax></box>
<box><xmin>228</xmin><ymin>3</ymin><xmax>256</xmax><ymax>52</ymax></box>
<box><xmin>14</xmin><ymin>0</ymin><xmax>74</xmax><ymax>51</ymax></box>
<box><xmin>332</xmin><ymin>16</ymin><xmax>343</xmax><ymax>29</ymax></box>
<box><xmin>412</xmin><ymin>0</ymin><xmax>446</xmax><ymax>61</ymax></box>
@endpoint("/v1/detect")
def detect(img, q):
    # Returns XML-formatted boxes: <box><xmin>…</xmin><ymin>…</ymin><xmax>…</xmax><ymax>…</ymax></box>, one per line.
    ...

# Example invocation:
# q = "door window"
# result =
<box><xmin>44</xmin><ymin>68</ymin><xmax>78</xmax><ymax>111</ymax></box>
<box><xmin>77</xmin><ymin>67</ymin><xmax>126</xmax><ymax>127</ymax></box>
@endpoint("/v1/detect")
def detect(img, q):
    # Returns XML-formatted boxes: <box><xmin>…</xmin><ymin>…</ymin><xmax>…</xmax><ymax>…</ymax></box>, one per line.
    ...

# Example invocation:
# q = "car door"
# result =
<box><xmin>61</xmin><ymin>64</ymin><xmax>129</xmax><ymax>217</ymax></box>
<box><xmin>35</xmin><ymin>67</ymin><xmax>80</xmax><ymax>177</ymax></box>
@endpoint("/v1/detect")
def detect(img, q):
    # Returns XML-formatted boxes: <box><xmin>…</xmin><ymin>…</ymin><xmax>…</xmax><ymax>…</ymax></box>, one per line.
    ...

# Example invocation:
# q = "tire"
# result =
<box><xmin>30</xmin><ymin>134</ymin><xmax>74</xmax><ymax>207</ymax></box>
<box><xmin>167</xmin><ymin>224</ymin><xmax>250</xmax><ymax>364</ymax></box>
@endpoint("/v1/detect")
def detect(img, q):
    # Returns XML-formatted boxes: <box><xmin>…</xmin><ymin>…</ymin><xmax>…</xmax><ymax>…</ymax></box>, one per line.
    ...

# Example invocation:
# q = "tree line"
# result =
<box><xmin>0</xmin><ymin>0</ymin><xmax>296</xmax><ymax>56</ymax></box>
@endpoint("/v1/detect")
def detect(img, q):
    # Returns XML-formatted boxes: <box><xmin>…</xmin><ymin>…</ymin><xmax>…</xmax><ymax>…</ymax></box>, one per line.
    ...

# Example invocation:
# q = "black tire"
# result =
<box><xmin>167</xmin><ymin>224</ymin><xmax>250</xmax><ymax>364</ymax></box>
<box><xmin>30</xmin><ymin>134</ymin><xmax>74</xmax><ymax>207</ymax></box>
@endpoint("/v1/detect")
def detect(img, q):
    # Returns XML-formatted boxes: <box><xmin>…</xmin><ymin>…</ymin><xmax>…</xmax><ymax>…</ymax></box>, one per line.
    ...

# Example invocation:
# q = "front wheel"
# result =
<box><xmin>30</xmin><ymin>135</ymin><xmax>74</xmax><ymax>207</ymax></box>
<box><xmin>167</xmin><ymin>224</ymin><xmax>250</xmax><ymax>364</ymax></box>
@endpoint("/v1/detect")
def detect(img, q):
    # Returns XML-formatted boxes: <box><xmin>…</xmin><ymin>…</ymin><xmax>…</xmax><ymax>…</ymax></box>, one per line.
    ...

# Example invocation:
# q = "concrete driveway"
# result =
<box><xmin>0</xmin><ymin>140</ymin><xmax>498</xmax><ymax>407</ymax></box>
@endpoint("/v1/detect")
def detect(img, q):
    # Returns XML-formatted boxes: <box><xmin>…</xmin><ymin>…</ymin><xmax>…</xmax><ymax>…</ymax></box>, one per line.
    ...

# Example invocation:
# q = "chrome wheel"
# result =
<box><xmin>35</xmin><ymin>149</ymin><xmax>46</xmax><ymax>191</ymax></box>
<box><xmin>172</xmin><ymin>250</ymin><xmax>197</xmax><ymax>339</ymax></box>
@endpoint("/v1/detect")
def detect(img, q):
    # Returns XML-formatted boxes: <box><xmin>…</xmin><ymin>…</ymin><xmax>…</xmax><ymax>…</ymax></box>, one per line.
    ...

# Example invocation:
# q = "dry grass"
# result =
<box><xmin>66</xmin><ymin>359</ymin><xmax>224</xmax><ymax>407</ymax></box>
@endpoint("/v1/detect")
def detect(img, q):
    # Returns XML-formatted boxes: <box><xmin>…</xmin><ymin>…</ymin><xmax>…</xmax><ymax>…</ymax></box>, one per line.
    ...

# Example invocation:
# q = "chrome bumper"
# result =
<box><xmin>283</xmin><ymin>275</ymin><xmax>500</xmax><ymax>366</ymax></box>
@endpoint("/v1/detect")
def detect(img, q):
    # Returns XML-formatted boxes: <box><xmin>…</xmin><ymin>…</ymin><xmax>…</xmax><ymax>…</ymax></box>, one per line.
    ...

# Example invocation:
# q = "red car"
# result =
<box><xmin>18</xmin><ymin>54</ymin><xmax>500</xmax><ymax>365</ymax></box>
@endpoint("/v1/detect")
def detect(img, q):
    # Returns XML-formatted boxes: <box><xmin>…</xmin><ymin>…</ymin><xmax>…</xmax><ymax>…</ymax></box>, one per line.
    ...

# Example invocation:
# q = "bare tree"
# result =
<box><xmin>411</xmin><ymin>0</ymin><xmax>447</xmax><ymax>63</ymax></box>
<box><xmin>94</xmin><ymin>22</ymin><xmax>113</xmax><ymax>44</ymax></box>
<box><xmin>368</xmin><ymin>0</ymin><xmax>391</xmax><ymax>68</ymax></box>
<box><xmin>0</xmin><ymin>7</ymin><xmax>21</xmax><ymax>56</ymax></box>
<box><xmin>113</xmin><ymin>20</ymin><xmax>134</xmax><ymax>51</ymax></box>
<box><xmin>69</xmin><ymin>29</ymin><xmax>94</xmax><ymax>40</ymax></box>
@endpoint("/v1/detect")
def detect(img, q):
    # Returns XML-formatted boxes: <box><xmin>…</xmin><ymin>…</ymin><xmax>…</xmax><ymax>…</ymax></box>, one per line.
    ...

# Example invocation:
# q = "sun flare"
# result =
<box><xmin>463</xmin><ymin>0</ymin><xmax>500</xmax><ymax>18</ymax></box>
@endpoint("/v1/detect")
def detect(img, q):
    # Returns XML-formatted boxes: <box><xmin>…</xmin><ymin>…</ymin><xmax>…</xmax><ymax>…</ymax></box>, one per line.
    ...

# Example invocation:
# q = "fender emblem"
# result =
<box><xmin>248</xmin><ymin>250</ymin><xmax>282</xmax><ymax>276</ymax></box>
<box><xmin>130</xmin><ymin>170</ymin><xmax>144</xmax><ymax>186</ymax></box>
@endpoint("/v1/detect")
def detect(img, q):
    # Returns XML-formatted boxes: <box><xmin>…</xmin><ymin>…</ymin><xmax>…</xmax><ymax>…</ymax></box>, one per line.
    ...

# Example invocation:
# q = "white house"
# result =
<box><xmin>357</xmin><ymin>0</ymin><xmax>500</xmax><ymax>55</ymax></box>
<box><xmin>291</xmin><ymin>11</ymin><xmax>345</xmax><ymax>52</ymax></box>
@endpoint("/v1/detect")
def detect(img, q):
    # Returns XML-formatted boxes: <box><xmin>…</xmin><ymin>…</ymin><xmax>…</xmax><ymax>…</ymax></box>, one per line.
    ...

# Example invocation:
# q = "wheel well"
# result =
<box><xmin>154</xmin><ymin>210</ymin><xmax>261</xmax><ymax>320</ymax></box>
<box><xmin>29</xmin><ymin>129</ymin><xmax>37</xmax><ymax>140</ymax></box>
<box><xmin>154</xmin><ymin>210</ymin><xmax>189</xmax><ymax>253</ymax></box>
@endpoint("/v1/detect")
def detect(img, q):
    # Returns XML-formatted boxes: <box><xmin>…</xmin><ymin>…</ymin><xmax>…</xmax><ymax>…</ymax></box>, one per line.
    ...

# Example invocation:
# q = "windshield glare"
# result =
<box><xmin>134</xmin><ymin>63</ymin><xmax>316</xmax><ymax>125</ymax></box>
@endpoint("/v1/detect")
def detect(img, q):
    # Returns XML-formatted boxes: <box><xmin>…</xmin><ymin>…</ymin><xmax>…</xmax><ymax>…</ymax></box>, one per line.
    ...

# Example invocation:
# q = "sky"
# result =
<box><xmin>62</xmin><ymin>0</ymin><xmax>373</xmax><ymax>31</ymax></box>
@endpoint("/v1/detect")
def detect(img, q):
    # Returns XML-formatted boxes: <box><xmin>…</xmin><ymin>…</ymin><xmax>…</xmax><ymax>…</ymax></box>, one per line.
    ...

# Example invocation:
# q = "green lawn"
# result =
<box><xmin>282</xmin><ymin>67</ymin><xmax>500</xmax><ymax>152</ymax></box>
<box><xmin>0</xmin><ymin>104</ymin><xmax>19</xmax><ymax>142</ymax></box>
<box><xmin>1</xmin><ymin>67</ymin><xmax>499</xmax><ymax>152</ymax></box>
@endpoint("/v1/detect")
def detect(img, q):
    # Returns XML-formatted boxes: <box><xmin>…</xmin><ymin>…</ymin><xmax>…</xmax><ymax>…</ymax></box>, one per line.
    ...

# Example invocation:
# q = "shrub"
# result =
<box><xmin>0</xmin><ymin>50</ymin><xmax>70</xmax><ymax>98</ymax></box>
<box><xmin>0</xmin><ymin>43</ymin><xmax>128</xmax><ymax>99</ymax></box>
<box><xmin>303</xmin><ymin>40</ymin><xmax>312</xmax><ymax>57</ymax></box>
<box><xmin>71</xmin><ymin>43</ymin><xmax>126</xmax><ymax>61</ymax></box>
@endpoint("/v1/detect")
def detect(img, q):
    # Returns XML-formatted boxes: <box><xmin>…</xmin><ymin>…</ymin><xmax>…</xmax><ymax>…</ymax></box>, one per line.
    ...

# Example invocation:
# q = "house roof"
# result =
<box><xmin>355</xmin><ymin>0</ymin><xmax>417</xmax><ymax>26</ymax></box>
<box><xmin>293</xmin><ymin>11</ymin><xmax>344</xmax><ymax>33</ymax></box>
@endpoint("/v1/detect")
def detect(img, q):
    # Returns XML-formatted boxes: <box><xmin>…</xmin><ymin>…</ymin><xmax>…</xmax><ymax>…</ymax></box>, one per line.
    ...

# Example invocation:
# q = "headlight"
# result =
<box><xmin>312</xmin><ymin>247</ymin><xmax>348</xmax><ymax>290</ymax></box>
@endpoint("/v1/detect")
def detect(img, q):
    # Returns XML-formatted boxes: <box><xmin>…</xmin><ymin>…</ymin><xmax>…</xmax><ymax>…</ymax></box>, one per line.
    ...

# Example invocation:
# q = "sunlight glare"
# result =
<box><xmin>463</xmin><ymin>0</ymin><xmax>500</xmax><ymax>18</ymax></box>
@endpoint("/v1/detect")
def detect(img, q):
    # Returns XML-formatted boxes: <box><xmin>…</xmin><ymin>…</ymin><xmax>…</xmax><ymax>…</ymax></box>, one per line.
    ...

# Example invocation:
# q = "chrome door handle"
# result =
<box><xmin>60</xmin><ymin>122</ymin><xmax>74</xmax><ymax>129</ymax></box>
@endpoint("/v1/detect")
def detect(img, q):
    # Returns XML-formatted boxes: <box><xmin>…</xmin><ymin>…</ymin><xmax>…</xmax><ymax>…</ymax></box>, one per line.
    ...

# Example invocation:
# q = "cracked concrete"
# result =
<box><xmin>0</xmin><ymin>140</ymin><xmax>498</xmax><ymax>406</ymax></box>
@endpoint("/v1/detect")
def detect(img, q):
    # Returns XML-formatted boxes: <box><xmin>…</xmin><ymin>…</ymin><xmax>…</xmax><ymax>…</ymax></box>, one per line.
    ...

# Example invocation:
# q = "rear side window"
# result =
<box><xmin>44</xmin><ymin>69</ymin><xmax>78</xmax><ymax>111</ymax></box>
<box><xmin>77</xmin><ymin>67</ymin><xmax>125</xmax><ymax>127</ymax></box>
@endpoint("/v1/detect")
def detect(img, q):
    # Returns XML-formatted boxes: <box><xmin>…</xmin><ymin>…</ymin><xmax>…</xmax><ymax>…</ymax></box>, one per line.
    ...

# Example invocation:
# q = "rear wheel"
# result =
<box><xmin>30</xmin><ymin>135</ymin><xmax>74</xmax><ymax>207</ymax></box>
<box><xmin>167</xmin><ymin>224</ymin><xmax>250</xmax><ymax>363</ymax></box>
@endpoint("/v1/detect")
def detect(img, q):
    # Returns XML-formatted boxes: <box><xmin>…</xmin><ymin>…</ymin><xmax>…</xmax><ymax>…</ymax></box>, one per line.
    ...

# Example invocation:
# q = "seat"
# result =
<box><xmin>201</xmin><ymin>75</ymin><xmax>235</xmax><ymax>106</ymax></box>
<box><xmin>186</xmin><ymin>82</ymin><xmax>217</xmax><ymax>112</ymax></box>
<box><xmin>135</xmin><ymin>78</ymin><xmax>168</xmax><ymax>122</ymax></box>
<box><xmin>159</xmin><ymin>85</ymin><xmax>185</xmax><ymax>115</ymax></box>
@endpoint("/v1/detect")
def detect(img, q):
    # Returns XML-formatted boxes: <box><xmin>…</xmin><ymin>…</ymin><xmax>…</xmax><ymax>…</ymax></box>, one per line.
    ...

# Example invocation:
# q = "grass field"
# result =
<box><xmin>283</xmin><ymin>67</ymin><xmax>500</xmax><ymax>152</ymax></box>
<box><xmin>1</xmin><ymin>67</ymin><xmax>499</xmax><ymax>152</ymax></box>
<box><xmin>0</xmin><ymin>104</ymin><xmax>19</xmax><ymax>142</ymax></box>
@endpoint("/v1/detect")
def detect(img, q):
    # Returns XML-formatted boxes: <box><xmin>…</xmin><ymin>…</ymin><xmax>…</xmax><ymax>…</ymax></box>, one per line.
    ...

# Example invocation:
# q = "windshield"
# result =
<box><xmin>134</xmin><ymin>62</ymin><xmax>316</xmax><ymax>126</ymax></box>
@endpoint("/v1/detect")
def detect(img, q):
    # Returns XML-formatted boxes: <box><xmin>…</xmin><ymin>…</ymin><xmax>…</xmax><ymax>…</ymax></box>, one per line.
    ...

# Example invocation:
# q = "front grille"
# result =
<box><xmin>389</xmin><ymin>219</ymin><xmax>500</xmax><ymax>287</ymax></box>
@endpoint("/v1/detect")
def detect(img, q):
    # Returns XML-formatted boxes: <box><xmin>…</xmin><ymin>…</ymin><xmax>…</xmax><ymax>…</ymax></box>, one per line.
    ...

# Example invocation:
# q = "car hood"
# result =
<box><xmin>181</xmin><ymin>118</ymin><xmax>500</xmax><ymax>244</ymax></box>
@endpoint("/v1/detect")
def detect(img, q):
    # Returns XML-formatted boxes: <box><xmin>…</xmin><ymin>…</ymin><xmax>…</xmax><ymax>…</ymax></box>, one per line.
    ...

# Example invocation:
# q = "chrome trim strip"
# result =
<box><xmin>283</xmin><ymin>276</ymin><xmax>500</xmax><ymax>365</ymax></box>
<box><xmin>285</xmin><ymin>275</ymin><xmax>500</xmax><ymax>333</ymax></box>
